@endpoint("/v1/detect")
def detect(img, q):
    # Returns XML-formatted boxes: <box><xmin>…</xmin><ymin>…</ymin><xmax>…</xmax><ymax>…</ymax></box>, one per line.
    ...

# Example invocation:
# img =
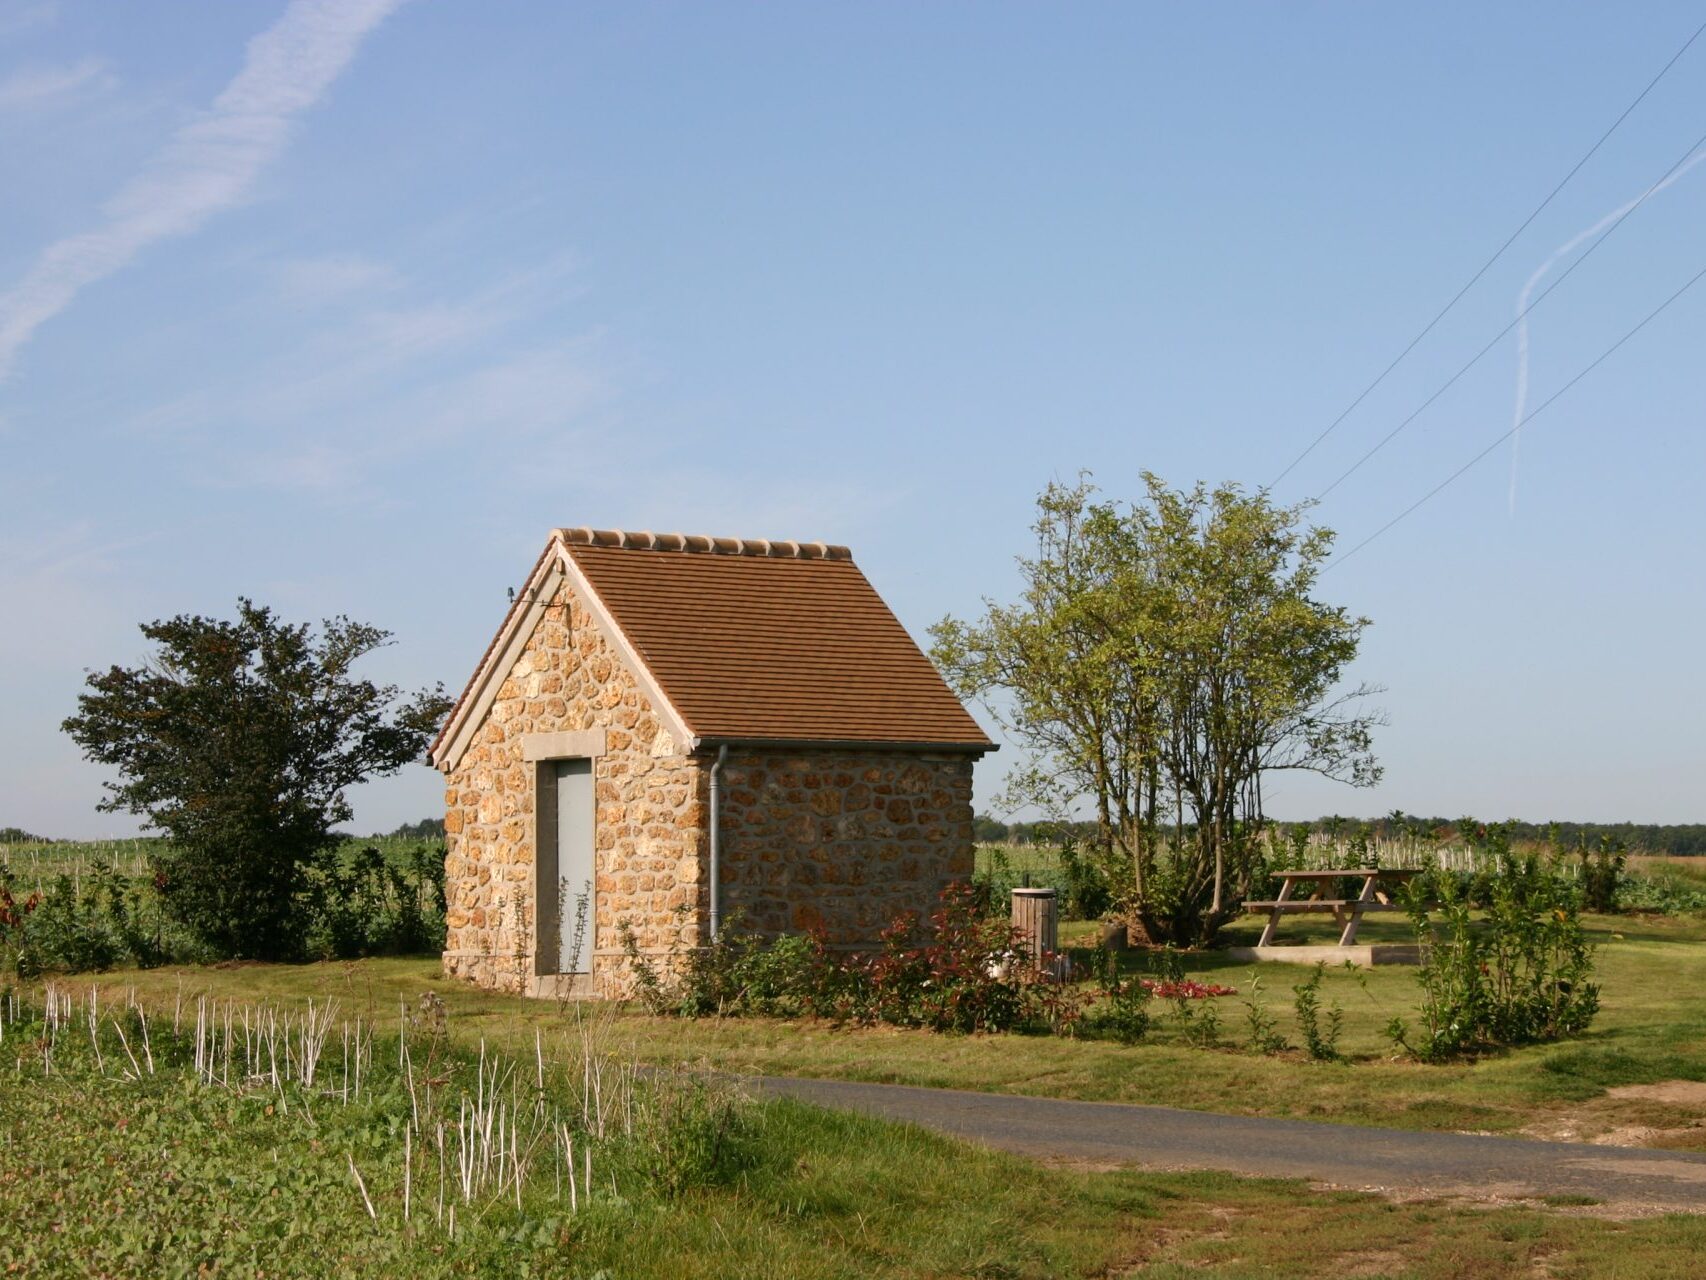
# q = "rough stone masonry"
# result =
<box><xmin>441</xmin><ymin>580</ymin><xmax>977</xmax><ymax>997</ymax></box>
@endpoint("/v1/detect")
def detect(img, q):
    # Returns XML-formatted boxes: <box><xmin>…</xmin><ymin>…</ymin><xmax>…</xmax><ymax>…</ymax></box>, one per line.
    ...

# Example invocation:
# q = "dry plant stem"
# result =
<box><xmin>348</xmin><ymin>1153</ymin><xmax>378</xmax><ymax>1222</ymax></box>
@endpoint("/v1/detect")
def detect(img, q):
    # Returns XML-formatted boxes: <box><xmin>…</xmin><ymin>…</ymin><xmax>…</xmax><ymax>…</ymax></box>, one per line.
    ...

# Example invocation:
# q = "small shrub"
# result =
<box><xmin>5</xmin><ymin>864</ymin><xmax>181</xmax><ymax>976</ymax></box>
<box><xmin>0</xmin><ymin>874</ymin><xmax>40</xmax><ymax>976</ymax></box>
<box><xmin>1056</xmin><ymin>836</ymin><xmax>1114</xmax><ymax>921</ymax></box>
<box><xmin>619</xmin><ymin>920</ymin><xmax>672</xmax><ymax>1014</ymax></box>
<box><xmin>1081</xmin><ymin>950</ymin><xmax>1152</xmax><ymax>1044</ymax></box>
<box><xmin>1575</xmin><ymin>835</ymin><xmax>1626</xmax><ymax>914</ymax></box>
<box><xmin>620</xmin><ymin>912</ymin><xmax>844</xmax><ymax>1020</ymax></box>
<box><xmin>858</xmin><ymin>884</ymin><xmax>1035</xmax><ymax>1033</ymax></box>
<box><xmin>301</xmin><ymin>844</ymin><xmax>447</xmax><ymax>961</ymax></box>
<box><xmin>634</xmin><ymin>1078</ymin><xmax>760</xmax><ymax>1198</ymax></box>
<box><xmin>1390</xmin><ymin>823</ymin><xmax>1599</xmax><ymax>1062</ymax></box>
<box><xmin>622</xmin><ymin>884</ymin><xmax>1077</xmax><ymax>1036</ymax></box>
<box><xmin>1187</xmin><ymin>1000</ymin><xmax>1223</xmax><ymax>1049</ymax></box>
<box><xmin>1241</xmin><ymin>972</ymin><xmax>1289</xmax><ymax>1054</ymax></box>
<box><xmin>1291</xmin><ymin>962</ymin><xmax>1343</xmax><ymax>1062</ymax></box>
<box><xmin>1618</xmin><ymin>872</ymin><xmax>1706</xmax><ymax>915</ymax></box>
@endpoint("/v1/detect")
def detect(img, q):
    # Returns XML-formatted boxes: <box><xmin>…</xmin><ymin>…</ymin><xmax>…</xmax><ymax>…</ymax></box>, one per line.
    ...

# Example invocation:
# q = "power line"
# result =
<box><xmin>1324</xmin><ymin>257</ymin><xmax>1706</xmax><ymax>571</ymax></box>
<box><xmin>1312</xmin><ymin>123</ymin><xmax>1706</xmax><ymax>500</ymax></box>
<box><xmin>1266</xmin><ymin>14</ymin><xmax>1706</xmax><ymax>492</ymax></box>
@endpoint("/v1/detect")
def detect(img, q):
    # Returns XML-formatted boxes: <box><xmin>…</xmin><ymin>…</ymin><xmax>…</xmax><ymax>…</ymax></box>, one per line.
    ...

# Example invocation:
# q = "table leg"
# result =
<box><xmin>1340</xmin><ymin>874</ymin><xmax>1377</xmax><ymax>946</ymax></box>
<box><xmin>1339</xmin><ymin>904</ymin><xmax>1363</xmax><ymax>946</ymax></box>
<box><xmin>1258</xmin><ymin>878</ymin><xmax>1295</xmax><ymax>947</ymax></box>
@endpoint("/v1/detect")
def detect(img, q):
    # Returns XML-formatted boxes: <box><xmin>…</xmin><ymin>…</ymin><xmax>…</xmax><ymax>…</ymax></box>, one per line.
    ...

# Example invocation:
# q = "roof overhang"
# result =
<box><xmin>688</xmin><ymin>736</ymin><xmax>996</xmax><ymax>756</ymax></box>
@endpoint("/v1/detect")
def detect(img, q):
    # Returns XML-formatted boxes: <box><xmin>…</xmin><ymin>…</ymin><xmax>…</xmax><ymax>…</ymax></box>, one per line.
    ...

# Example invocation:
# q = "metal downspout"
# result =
<box><xmin>708</xmin><ymin>743</ymin><xmax>729</xmax><ymax>941</ymax></box>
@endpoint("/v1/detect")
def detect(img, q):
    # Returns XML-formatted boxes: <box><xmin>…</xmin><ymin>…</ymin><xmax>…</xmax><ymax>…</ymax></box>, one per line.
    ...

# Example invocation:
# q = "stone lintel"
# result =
<box><xmin>521</xmin><ymin>727</ymin><xmax>608</xmax><ymax>761</ymax></box>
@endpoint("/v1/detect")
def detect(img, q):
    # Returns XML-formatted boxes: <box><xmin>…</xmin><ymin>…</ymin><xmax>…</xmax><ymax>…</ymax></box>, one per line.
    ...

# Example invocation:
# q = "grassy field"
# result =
<box><xmin>14</xmin><ymin>838</ymin><xmax>1706</xmax><ymax>1274</ymax></box>
<box><xmin>33</xmin><ymin>905</ymin><xmax>1706</xmax><ymax>1153</ymax></box>
<box><xmin>11</xmin><ymin>972</ymin><xmax>1706</xmax><ymax>1277</ymax></box>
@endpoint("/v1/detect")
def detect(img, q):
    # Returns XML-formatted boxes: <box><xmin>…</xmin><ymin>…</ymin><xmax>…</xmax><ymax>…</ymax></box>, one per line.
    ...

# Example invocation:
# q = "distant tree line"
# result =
<box><xmin>974</xmin><ymin>813</ymin><xmax>1706</xmax><ymax>856</ymax></box>
<box><xmin>0</xmin><ymin>828</ymin><xmax>52</xmax><ymax>844</ymax></box>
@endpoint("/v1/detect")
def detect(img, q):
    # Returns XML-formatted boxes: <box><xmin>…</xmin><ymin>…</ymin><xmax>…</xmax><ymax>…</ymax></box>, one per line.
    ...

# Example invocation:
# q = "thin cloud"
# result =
<box><xmin>0</xmin><ymin>56</ymin><xmax>111</xmax><ymax>110</ymax></box>
<box><xmin>0</xmin><ymin>0</ymin><xmax>410</xmax><ymax>381</ymax></box>
<box><xmin>1507</xmin><ymin>146</ymin><xmax>1706</xmax><ymax>514</ymax></box>
<box><xmin>272</xmin><ymin>252</ymin><xmax>404</xmax><ymax>307</ymax></box>
<box><xmin>0</xmin><ymin>3</ymin><xmax>58</xmax><ymax>41</ymax></box>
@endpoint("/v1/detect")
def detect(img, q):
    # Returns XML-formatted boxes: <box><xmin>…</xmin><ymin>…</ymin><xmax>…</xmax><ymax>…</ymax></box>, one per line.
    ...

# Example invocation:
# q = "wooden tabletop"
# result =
<box><xmin>1271</xmin><ymin>868</ymin><xmax>1420</xmax><ymax>880</ymax></box>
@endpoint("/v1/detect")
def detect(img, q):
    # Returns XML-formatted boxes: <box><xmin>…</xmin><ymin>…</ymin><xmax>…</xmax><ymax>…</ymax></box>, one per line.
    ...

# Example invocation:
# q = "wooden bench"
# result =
<box><xmin>1245</xmin><ymin>869</ymin><xmax>1418</xmax><ymax>947</ymax></box>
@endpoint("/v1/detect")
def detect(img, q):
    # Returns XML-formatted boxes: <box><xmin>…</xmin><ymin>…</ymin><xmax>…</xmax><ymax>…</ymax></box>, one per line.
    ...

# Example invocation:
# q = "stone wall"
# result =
<box><xmin>716</xmin><ymin>749</ymin><xmax>977</xmax><ymax>942</ymax></box>
<box><xmin>441</xmin><ymin>582</ymin><xmax>706</xmax><ymax>996</ymax></box>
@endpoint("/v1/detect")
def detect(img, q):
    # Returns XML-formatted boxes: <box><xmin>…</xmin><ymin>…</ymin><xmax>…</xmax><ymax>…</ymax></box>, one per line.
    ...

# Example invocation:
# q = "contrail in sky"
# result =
<box><xmin>1508</xmin><ymin>145</ymin><xmax>1706</xmax><ymax>514</ymax></box>
<box><xmin>0</xmin><ymin>0</ymin><xmax>410</xmax><ymax>382</ymax></box>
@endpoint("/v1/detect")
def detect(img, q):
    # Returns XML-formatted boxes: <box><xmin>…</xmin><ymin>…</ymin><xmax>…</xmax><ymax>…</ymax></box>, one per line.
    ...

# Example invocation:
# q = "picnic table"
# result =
<box><xmin>1244</xmin><ymin>868</ymin><xmax>1420</xmax><ymax>948</ymax></box>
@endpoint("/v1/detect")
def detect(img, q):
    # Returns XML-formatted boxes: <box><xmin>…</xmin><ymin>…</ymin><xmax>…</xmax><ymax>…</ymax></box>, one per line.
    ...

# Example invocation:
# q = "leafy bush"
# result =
<box><xmin>1291</xmin><ymin>962</ymin><xmax>1344</xmax><ymax>1062</ymax></box>
<box><xmin>1056</xmin><ymin>836</ymin><xmax>1114</xmax><ymax>920</ymax></box>
<box><xmin>302</xmin><ymin>844</ymin><xmax>447</xmax><ymax>961</ymax></box>
<box><xmin>622</xmin><ymin>884</ymin><xmax>1076</xmax><ymax>1036</ymax></box>
<box><xmin>1240</xmin><ymin>972</ymin><xmax>1289</xmax><ymax>1054</ymax></box>
<box><xmin>1619</xmin><ymin>872</ymin><xmax>1706</xmax><ymax>915</ymax></box>
<box><xmin>855</xmin><ymin>884</ymin><xmax>1036</xmax><ymax>1032</ymax></box>
<box><xmin>61</xmin><ymin>601</ymin><xmax>449</xmax><ymax>961</ymax></box>
<box><xmin>972</xmin><ymin>835</ymin><xmax>1112</xmax><ymax>923</ymax></box>
<box><xmin>632</xmin><ymin>1078</ymin><xmax>760</xmax><ymax>1198</ymax></box>
<box><xmin>1575</xmin><ymin>836</ymin><xmax>1626</xmax><ymax>913</ymax></box>
<box><xmin>620</xmin><ymin>916</ymin><xmax>841</xmax><ymax>1020</ymax></box>
<box><xmin>1079</xmin><ymin>950</ymin><xmax>1152</xmax><ymax>1043</ymax></box>
<box><xmin>0</xmin><ymin>863</ymin><xmax>195</xmax><ymax>976</ymax></box>
<box><xmin>1390</xmin><ymin>826</ymin><xmax>1599</xmax><ymax>1062</ymax></box>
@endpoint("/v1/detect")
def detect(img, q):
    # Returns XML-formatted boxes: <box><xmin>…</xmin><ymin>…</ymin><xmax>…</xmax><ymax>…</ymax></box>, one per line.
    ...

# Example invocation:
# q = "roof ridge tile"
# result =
<box><xmin>555</xmin><ymin>526</ymin><xmax>850</xmax><ymax>561</ymax></box>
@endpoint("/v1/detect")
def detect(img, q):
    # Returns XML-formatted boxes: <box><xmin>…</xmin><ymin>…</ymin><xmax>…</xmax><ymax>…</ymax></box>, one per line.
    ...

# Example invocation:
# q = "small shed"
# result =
<box><xmin>429</xmin><ymin>526</ymin><xmax>995</xmax><ymax>997</ymax></box>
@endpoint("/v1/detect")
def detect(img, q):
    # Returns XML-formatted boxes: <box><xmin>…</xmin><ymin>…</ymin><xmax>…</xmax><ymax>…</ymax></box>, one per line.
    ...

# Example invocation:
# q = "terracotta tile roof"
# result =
<box><xmin>559</xmin><ymin>527</ymin><xmax>993</xmax><ymax>750</ymax></box>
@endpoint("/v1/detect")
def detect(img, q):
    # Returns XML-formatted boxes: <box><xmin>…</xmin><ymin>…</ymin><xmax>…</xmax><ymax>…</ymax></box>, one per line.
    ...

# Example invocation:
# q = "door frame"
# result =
<box><xmin>533</xmin><ymin>754</ymin><xmax>598</xmax><ymax>977</ymax></box>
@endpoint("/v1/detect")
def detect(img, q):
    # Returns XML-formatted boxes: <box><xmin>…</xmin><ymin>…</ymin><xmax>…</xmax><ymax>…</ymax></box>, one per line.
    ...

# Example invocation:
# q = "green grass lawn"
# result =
<box><xmin>14</xmin><ymin>957</ymin><xmax>1706</xmax><ymax>1278</ymax></box>
<box><xmin>36</xmin><ymin>907</ymin><xmax>1706</xmax><ymax>1152</ymax></box>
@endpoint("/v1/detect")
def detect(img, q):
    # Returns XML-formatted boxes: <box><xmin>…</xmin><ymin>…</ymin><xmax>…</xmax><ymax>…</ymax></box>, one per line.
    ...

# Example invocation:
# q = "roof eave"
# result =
<box><xmin>689</xmin><ymin>735</ymin><xmax>997</xmax><ymax>756</ymax></box>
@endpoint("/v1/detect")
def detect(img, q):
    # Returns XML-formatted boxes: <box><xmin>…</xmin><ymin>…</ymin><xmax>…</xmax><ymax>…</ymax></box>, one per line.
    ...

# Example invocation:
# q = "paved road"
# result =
<box><xmin>748</xmin><ymin>1076</ymin><xmax>1706</xmax><ymax>1211</ymax></box>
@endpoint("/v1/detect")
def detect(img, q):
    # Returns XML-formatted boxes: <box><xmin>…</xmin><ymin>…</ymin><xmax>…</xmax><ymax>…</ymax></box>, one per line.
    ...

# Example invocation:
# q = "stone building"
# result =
<box><xmin>428</xmin><ymin>527</ymin><xmax>995</xmax><ymax>997</ymax></box>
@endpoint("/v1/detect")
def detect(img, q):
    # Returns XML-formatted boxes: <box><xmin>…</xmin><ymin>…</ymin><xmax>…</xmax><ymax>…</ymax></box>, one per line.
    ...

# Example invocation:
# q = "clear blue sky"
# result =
<box><xmin>4</xmin><ymin>1</ymin><xmax>1703</xmax><ymax>838</ymax></box>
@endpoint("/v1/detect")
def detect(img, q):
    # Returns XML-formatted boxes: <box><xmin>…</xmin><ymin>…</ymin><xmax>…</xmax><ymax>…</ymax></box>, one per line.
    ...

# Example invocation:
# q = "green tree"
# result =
<box><xmin>931</xmin><ymin>477</ymin><xmax>1165</xmax><ymax>906</ymax></box>
<box><xmin>62</xmin><ymin>601</ymin><xmax>449</xmax><ymax>960</ymax></box>
<box><xmin>932</xmin><ymin>473</ymin><xmax>1381</xmax><ymax>945</ymax></box>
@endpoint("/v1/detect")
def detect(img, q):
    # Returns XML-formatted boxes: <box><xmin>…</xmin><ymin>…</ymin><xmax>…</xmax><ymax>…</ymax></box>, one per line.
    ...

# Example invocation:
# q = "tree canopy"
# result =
<box><xmin>62</xmin><ymin>600</ymin><xmax>449</xmax><ymax>959</ymax></box>
<box><xmin>932</xmin><ymin>474</ymin><xmax>1382</xmax><ymax>944</ymax></box>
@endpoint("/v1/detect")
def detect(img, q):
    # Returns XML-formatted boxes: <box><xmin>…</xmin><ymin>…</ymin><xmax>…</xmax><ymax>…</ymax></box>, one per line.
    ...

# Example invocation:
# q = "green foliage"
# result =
<box><xmin>622</xmin><ymin>914</ymin><xmax>840</xmax><ymax>1020</ymax></box>
<box><xmin>302</xmin><ymin>843</ymin><xmax>447</xmax><ymax>961</ymax></box>
<box><xmin>0</xmin><ymin>993</ymin><xmax>794</xmax><ymax>1278</ymax></box>
<box><xmin>1391</xmin><ymin>824</ymin><xmax>1600</xmax><ymax>1062</ymax></box>
<box><xmin>1619</xmin><ymin>869</ymin><xmax>1706</xmax><ymax>914</ymax></box>
<box><xmin>932</xmin><ymin>473</ymin><xmax>1380</xmax><ymax>950</ymax></box>
<box><xmin>61</xmin><ymin>600</ymin><xmax>449</xmax><ymax>961</ymax></box>
<box><xmin>1575</xmin><ymin>835</ymin><xmax>1627</xmax><ymax>913</ymax></box>
<box><xmin>0</xmin><ymin>862</ymin><xmax>198</xmax><ymax>976</ymax></box>
<box><xmin>1079</xmin><ymin>949</ymin><xmax>1152</xmax><ymax>1044</ymax></box>
<box><xmin>1291</xmin><ymin>962</ymin><xmax>1344</xmax><ymax>1062</ymax></box>
<box><xmin>622</xmin><ymin>885</ymin><xmax>1079</xmax><ymax>1036</ymax></box>
<box><xmin>0</xmin><ymin>840</ymin><xmax>446</xmax><ymax>978</ymax></box>
<box><xmin>1056</xmin><ymin>835</ymin><xmax>1115</xmax><ymax>920</ymax></box>
<box><xmin>1240</xmin><ymin>971</ymin><xmax>1289</xmax><ymax>1054</ymax></box>
<box><xmin>971</xmin><ymin>834</ymin><xmax>1112</xmax><ymax>922</ymax></box>
<box><xmin>632</xmin><ymin>1079</ymin><xmax>761</xmax><ymax>1199</ymax></box>
<box><xmin>384</xmin><ymin>817</ymin><xmax>446</xmax><ymax>840</ymax></box>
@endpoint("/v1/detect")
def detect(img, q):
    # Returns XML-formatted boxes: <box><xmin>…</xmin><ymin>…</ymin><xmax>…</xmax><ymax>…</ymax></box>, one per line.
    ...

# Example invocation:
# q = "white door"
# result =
<box><xmin>538</xmin><ymin>758</ymin><xmax>595</xmax><ymax>974</ymax></box>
